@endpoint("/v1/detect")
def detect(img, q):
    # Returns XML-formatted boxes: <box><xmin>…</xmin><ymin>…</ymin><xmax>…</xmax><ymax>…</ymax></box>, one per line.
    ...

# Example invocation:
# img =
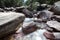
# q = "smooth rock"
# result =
<box><xmin>47</xmin><ymin>21</ymin><xmax>60</xmax><ymax>31</ymax></box>
<box><xmin>0</xmin><ymin>12</ymin><xmax>25</xmax><ymax>38</ymax></box>
<box><xmin>49</xmin><ymin>1</ymin><xmax>60</xmax><ymax>15</ymax></box>
<box><xmin>53</xmin><ymin>32</ymin><xmax>60</xmax><ymax>39</ymax></box>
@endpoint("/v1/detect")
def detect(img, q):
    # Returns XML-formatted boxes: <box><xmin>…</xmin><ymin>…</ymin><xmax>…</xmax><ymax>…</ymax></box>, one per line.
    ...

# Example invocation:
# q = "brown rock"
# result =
<box><xmin>22</xmin><ymin>22</ymin><xmax>38</xmax><ymax>35</ymax></box>
<box><xmin>43</xmin><ymin>32</ymin><xmax>55</xmax><ymax>40</ymax></box>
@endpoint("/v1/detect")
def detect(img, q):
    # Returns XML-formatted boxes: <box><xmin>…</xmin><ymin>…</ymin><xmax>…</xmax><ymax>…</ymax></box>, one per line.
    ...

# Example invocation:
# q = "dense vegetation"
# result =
<box><xmin>0</xmin><ymin>0</ymin><xmax>24</xmax><ymax>7</ymax></box>
<box><xmin>0</xmin><ymin>0</ymin><xmax>60</xmax><ymax>8</ymax></box>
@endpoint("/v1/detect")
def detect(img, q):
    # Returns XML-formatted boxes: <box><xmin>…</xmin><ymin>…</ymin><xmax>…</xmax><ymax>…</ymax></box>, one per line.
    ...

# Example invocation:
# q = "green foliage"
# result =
<box><xmin>24</xmin><ymin>0</ymin><xmax>60</xmax><ymax>10</ymax></box>
<box><xmin>37</xmin><ymin>0</ymin><xmax>60</xmax><ymax>5</ymax></box>
<box><xmin>0</xmin><ymin>0</ymin><xmax>24</xmax><ymax>7</ymax></box>
<box><xmin>47</xmin><ymin>0</ymin><xmax>60</xmax><ymax>5</ymax></box>
<box><xmin>0</xmin><ymin>0</ymin><xmax>60</xmax><ymax>8</ymax></box>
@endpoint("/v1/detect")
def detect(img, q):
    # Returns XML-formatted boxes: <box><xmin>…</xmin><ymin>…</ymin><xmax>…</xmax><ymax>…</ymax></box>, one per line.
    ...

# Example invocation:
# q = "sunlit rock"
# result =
<box><xmin>47</xmin><ymin>21</ymin><xmax>60</xmax><ymax>31</ymax></box>
<box><xmin>0</xmin><ymin>12</ymin><xmax>25</xmax><ymax>38</ymax></box>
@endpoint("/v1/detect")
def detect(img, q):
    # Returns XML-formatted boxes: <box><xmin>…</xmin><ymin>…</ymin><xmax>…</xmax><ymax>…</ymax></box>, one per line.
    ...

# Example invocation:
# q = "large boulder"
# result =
<box><xmin>0</xmin><ymin>12</ymin><xmax>25</xmax><ymax>38</ymax></box>
<box><xmin>37</xmin><ymin>10</ymin><xmax>53</xmax><ymax>22</ymax></box>
<box><xmin>47</xmin><ymin>21</ymin><xmax>60</xmax><ymax>32</ymax></box>
<box><xmin>49</xmin><ymin>1</ymin><xmax>60</xmax><ymax>15</ymax></box>
<box><xmin>22</xmin><ymin>8</ymin><xmax>33</xmax><ymax>18</ymax></box>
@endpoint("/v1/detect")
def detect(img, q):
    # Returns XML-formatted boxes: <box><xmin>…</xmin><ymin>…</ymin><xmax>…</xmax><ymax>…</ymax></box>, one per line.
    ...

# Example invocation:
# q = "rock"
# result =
<box><xmin>33</xmin><ymin>22</ymin><xmax>53</xmax><ymax>32</ymax></box>
<box><xmin>33</xmin><ymin>10</ymin><xmax>37</xmax><ymax>14</ymax></box>
<box><xmin>23</xmin><ymin>18</ymin><xmax>53</xmax><ymax>32</ymax></box>
<box><xmin>53</xmin><ymin>15</ymin><xmax>60</xmax><ymax>22</ymax></box>
<box><xmin>49</xmin><ymin>1</ymin><xmax>60</xmax><ymax>15</ymax></box>
<box><xmin>54</xmin><ymin>1</ymin><xmax>60</xmax><ymax>11</ymax></box>
<box><xmin>41</xmin><ymin>4</ymin><xmax>47</xmax><ymax>7</ymax></box>
<box><xmin>22</xmin><ymin>23</ymin><xmax>38</xmax><ymax>35</ymax></box>
<box><xmin>23</xmin><ymin>18</ymin><xmax>34</xmax><ymax>27</ymax></box>
<box><xmin>4</xmin><ymin>7</ymin><xmax>15</xmax><ymax>11</ymax></box>
<box><xmin>0</xmin><ymin>12</ymin><xmax>25</xmax><ymax>38</ymax></box>
<box><xmin>22</xmin><ymin>8</ymin><xmax>33</xmax><ymax>18</ymax></box>
<box><xmin>43</xmin><ymin>32</ymin><xmax>55</xmax><ymax>40</ymax></box>
<box><xmin>47</xmin><ymin>21</ymin><xmax>60</xmax><ymax>32</ymax></box>
<box><xmin>53</xmin><ymin>32</ymin><xmax>60</xmax><ymax>39</ymax></box>
<box><xmin>37</xmin><ymin>4</ymin><xmax>48</xmax><ymax>11</ymax></box>
<box><xmin>0</xmin><ymin>8</ymin><xmax>4</xmax><ymax>12</ymax></box>
<box><xmin>14</xmin><ymin>6</ymin><xmax>33</xmax><ymax>18</ymax></box>
<box><xmin>2</xmin><ymin>29</ymin><xmax>48</xmax><ymax>40</ymax></box>
<box><xmin>22</xmin><ymin>20</ymin><xmax>39</xmax><ymax>35</ymax></box>
<box><xmin>37</xmin><ymin>10</ymin><xmax>53</xmax><ymax>22</ymax></box>
<box><xmin>37</xmin><ymin>4</ymin><xmax>51</xmax><ymax>11</ymax></box>
<box><xmin>14</xmin><ymin>6</ymin><xmax>25</xmax><ymax>13</ymax></box>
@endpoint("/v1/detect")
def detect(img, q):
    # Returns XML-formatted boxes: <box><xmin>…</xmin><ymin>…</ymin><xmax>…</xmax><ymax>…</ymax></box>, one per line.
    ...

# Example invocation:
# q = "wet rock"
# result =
<box><xmin>23</xmin><ymin>18</ymin><xmax>53</xmax><ymax>32</ymax></box>
<box><xmin>23</xmin><ymin>18</ymin><xmax>34</xmax><ymax>27</ymax></box>
<box><xmin>22</xmin><ymin>22</ymin><xmax>39</xmax><ymax>35</ymax></box>
<box><xmin>47</xmin><ymin>21</ymin><xmax>60</xmax><ymax>32</ymax></box>
<box><xmin>0</xmin><ymin>12</ymin><xmax>25</xmax><ymax>38</ymax></box>
<box><xmin>37</xmin><ymin>10</ymin><xmax>53</xmax><ymax>22</ymax></box>
<box><xmin>22</xmin><ymin>18</ymin><xmax>38</xmax><ymax>35</ymax></box>
<box><xmin>22</xmin><ymin>18</ymin><xmax>40</xmax><ymax>35</ymax></box>
<box><xmin>33</xmin><ymin>22</ymin><xmax>53</xmax><ymax>32</ymax></box>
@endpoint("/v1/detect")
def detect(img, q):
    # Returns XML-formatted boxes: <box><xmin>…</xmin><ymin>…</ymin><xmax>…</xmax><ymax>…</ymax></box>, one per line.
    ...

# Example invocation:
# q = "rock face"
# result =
<box><xmin>0</xmin><ymin>12</ymin><xmax>25</xmax><ymax>38</ymax></box>
<box><xmin>47</xmin><ymin>21</ymin><xmax>60</xmax><ymax>32</ymax></box>
<box><xmin>50</xmin><ymin>1</ymin><xmax>60</xmax><ymax>15</ymax></box>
